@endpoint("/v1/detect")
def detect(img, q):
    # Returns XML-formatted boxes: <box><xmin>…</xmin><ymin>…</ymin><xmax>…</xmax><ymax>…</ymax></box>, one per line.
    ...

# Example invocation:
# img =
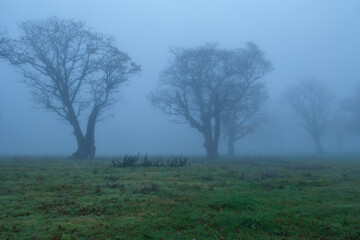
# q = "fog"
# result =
<box><xmin>0</xmin><ymin>0</ymin><xmax>359</xmax><ymax>156</ymax></box>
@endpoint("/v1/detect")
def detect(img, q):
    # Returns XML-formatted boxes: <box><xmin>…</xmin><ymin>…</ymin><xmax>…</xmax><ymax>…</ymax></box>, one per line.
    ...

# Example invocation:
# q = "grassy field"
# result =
<box><xmin>0</xmin><ymin>155</ymin><xmax>359</xmax><ymax>240</ymax></box>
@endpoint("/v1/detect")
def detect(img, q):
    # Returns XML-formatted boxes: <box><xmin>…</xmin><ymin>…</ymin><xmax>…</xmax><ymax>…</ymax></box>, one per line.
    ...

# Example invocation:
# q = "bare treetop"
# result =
<box><xmin>285</xmin><ymin>79</ymin><xmax>336</xmax><ymax>132</ymax></box>
<box><xmin>6</xmin><ymin>17</ymin><xmax>140</xmax><ymax>120</ymax></box>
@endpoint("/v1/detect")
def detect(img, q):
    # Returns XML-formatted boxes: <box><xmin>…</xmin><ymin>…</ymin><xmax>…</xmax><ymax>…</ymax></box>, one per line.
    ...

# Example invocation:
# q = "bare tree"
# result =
<box><xmin>344</xmin><ymin>84</ymin><xmax>360</xmax><ymax>134</ymax></box>
<box><xmin>222</xmin><ymin>83</ymin><xmax>268</xmax><ymax>156</ymax></box>
<box><xmin>148</xmin><ymin>43</ymin><xmax>272</xmax><ymax>158</ymax></box>
<box><xmin>0</xmin><ymin>17</ymin><xmax>141</xmax><ymax>159</ymax></box>
<box><xmin>284</xmin><ymin>79</ymin><xmax>337</xmax><ymax>154</ymax></box>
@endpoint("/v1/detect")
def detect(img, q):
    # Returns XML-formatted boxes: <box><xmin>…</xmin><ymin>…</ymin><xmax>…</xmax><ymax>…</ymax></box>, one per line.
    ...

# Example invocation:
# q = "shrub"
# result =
<box><xmin>112</xmin><ymin>155</ymin><xmax>188</xmax><ymax>168</ymax></box>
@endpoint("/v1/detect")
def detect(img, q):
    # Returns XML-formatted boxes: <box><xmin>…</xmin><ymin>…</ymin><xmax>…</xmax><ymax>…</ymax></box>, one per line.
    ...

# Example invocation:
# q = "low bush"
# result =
<box><xmin>112</xmin><ymin>154</ymin><xmax>188</xmax><ymax>168</ymax></box>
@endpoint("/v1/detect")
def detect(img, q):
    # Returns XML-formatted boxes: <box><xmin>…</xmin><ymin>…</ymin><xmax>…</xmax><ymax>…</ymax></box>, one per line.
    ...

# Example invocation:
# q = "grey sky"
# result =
<box><xmin>0</xmin><ymin>0</ymin><xmax>359</xmax><ymax>156</ymax></box>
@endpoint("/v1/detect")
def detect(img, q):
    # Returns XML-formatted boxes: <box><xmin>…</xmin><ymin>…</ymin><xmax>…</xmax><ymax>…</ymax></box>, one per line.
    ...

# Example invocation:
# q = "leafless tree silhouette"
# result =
<box><xmin>0</xmin><ymin>17</ymin><xmax>141</xmax><ymax>159</ymax></box>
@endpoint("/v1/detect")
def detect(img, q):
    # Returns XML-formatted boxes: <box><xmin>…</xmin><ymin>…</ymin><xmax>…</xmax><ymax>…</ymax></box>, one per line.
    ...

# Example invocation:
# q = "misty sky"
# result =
<box><xmin>0</xmin><ymin>0</ymin><xmax>359</xmax><ymax>156</ymax></box>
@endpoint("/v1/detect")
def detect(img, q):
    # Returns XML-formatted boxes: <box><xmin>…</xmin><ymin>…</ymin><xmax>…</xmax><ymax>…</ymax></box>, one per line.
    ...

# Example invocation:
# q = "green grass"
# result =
<box><xmin>0</xmin><ymin>155</ymin><xmax>360</xmax><ymax>239</ymax></box>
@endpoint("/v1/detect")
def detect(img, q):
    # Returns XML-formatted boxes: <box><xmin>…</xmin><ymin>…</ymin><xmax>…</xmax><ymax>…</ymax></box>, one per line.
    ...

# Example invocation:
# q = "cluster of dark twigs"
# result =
<box><xmin>112</xmin><ymin>154</ymin><xmax>188</xmax><ymax>168</ymax></box>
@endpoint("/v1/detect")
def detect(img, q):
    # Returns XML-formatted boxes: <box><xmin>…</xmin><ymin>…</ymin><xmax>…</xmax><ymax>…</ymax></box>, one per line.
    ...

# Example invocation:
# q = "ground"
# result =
<box><xmin>0</xmin><ymin>155</ymin><xmax>359</xmax><ymax>240</ymax></box>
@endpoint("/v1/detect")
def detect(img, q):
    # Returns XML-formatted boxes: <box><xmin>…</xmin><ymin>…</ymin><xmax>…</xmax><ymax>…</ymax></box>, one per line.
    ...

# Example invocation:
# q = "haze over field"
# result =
<box><xmin>0</xmin><ymin>0</ymin><xmax>359</xmax><ymax>156</ymax></box>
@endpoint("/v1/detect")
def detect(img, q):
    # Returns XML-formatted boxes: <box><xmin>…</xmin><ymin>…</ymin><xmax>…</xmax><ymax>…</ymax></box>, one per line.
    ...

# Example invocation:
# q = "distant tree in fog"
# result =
<box><xmin>149</xmin><ymin>43</ymin><xmax>272</xmax><ymax>158</ymax></box>
<box><xmin>0</xmin><ymin>17</ymin><xmax>141</xmax><ymax>159</ymax></box>
<box><xmin>284</xmin><ymin>79</ymin><xmax>337</xmax><ymax>154</ymax></box>
<box><xmin>222</xmin><ymin>84</ymin><xmax>268</xmax><ymax>156</ymax></box>
<box><xmin>344</xmin><ymin>85</ymin><xmax>360</xmax><ymax>134</ymax></box>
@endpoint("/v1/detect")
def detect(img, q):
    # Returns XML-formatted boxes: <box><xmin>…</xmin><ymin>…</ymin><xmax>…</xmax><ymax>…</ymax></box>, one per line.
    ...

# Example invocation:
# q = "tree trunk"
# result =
<box><xmin>202</xmin><ymin>96</ymin><xmax>221</xmax><ymax>159</ymax></box>
<box><xmin>313</xmin><ymin>134</ymin><xmax>324</xmax><ymax>154</ymax></box>
<box><xmin>205</xmin><ymin>145</ymin><xmax>219</xmax><ymax>158</ymax></box>
<box><xmin>83</xmin><ymin>108</ymin><xmax>98</xmax><ymax>159</ymax></box>
<box><xmin>202</xmin><ymin>127</ymin><xmax>220</xmax><ymax>159</ymax></box>
<box><xmin>68</xmin><ymin>112</ymin><xmax>87</xmax><ymax>159</ymax></box>
<box><xmin>72</xmin><ymin>123</ymin><xmax>85</xmax><ymax>156</ymax></box>
<box><xmin>71</xmin><ymin>138</ymin><xmax>95</xmax><ymax>159</ymax></box>
<box><xmin>227</xmin><ymin>134</ymin><xmax>235</xmax><ymax>156</ymax></box>
<box><xmin>203</xmin><ymin>132</ymin><xmax>213</xmax><ymax>158</ymax></box>
<box><xmin>70</xmin><ymin>108</ymin><xmax>98</xmax><ymax>159</ymax></box>
<box><xmin>70</xmin><ymin>130</ymin><xmax>85</xmax><ymax>159</ymax></box>
<box><xmin>213</xmin><ymin>101</ymin><xmax>221</xmax><ymax>158</ymax></box>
